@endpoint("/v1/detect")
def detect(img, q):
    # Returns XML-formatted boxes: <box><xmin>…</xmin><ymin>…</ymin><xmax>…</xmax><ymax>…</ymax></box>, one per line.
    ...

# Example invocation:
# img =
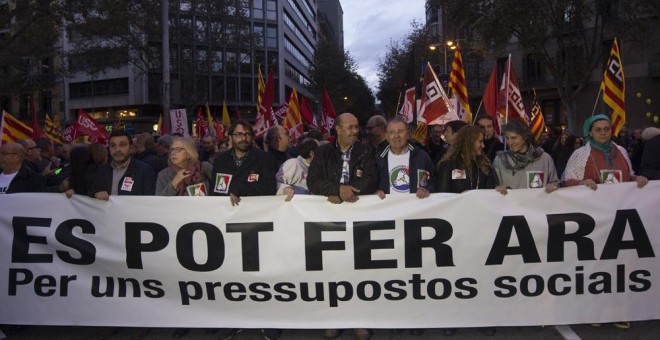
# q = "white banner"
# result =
<box><xmin>1</xmin><ymin>182</ymin><xmax>660</xmax><ymax>328</ymax></box>
<box><xmin>169</xmin><ymin>108</ymin><xmax>190</xmax><ymax>137</ymax></box>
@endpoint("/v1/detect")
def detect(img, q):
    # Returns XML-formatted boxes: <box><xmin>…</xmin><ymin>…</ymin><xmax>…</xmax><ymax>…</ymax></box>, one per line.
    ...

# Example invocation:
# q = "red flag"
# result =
<box><xmin>157</xmin><ymin>113</ymin><xmax>166</xmax><ymax>136</ymax></box>
<box><xmin>31</xmin><ymin>97</ymin><xmax>43</xmax><ymax>139</ymax></box>
<box><xmin>398</xmin><ymin>87</ymin><xmax>415</xmax><ymax>123</ymax></box>
<box><xmin>300</xmin><ymin>95</ymin><xmax>318</xmax><ymax>129</ymax></box>
<box><xmin>418</xmin><ymin>62</ymin><xmax>450</xmax><ymax>124</ymax></box>
<box><xmin>234</xmin><ymin>108</ymin><xmax>242</xmax><ymax>121</ymax></box>
<box><xmin>321</xmin><ymin>88</ymin><xmax>336</xmax><ymax>134</ymax></box>
<box><xmin>195</xmin><ymin>107</ymin><xmax>208</xmax><ymax>138</ymax></box>
<box><xmin>497</xmin><ymin>55</ymin><xmax>528</xmax><ymax>124</ymax></box>
<box><xmin>273</xmin><ymin>102</ymin><xmax>288</xmax><ymax>124</ymax></box>
<box><xmin>75</xmin><ymin>109</ymin><xmax>109</xmax><ymax>143</ymax></box>
<box><xmin>482</xmin><ymin>65</ymin><xmax>501</xmax><ymax>135</ymax></box>
<box><xmin>254</xmin><ymin>68</ymin><xmax>275</xmax><ymax>138</ymax></box>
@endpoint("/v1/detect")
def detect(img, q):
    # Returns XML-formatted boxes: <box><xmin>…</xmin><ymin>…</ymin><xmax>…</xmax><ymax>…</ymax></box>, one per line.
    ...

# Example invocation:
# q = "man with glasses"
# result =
<box><xmin>17</xmin><ymin>139</ymin><xmax>51</xmax><ymax>175</ymax></box>
<box><xmin>0</xmin><ymin>143</ymin><xmax>45</xmax><ymax>194</ymax></box>
<box><xmin>88</xmin><ymin>129</ymin><xmax>156</xmax><ymax>200</ymax></box>
<box><xmin>375</xmin><ymin>117</ymin><xmax>434</xmax><ymax>200</ymax></box>
<box><xmin>210</xmin><ymin>119</ymin><xmax>276</xmax><ymax>206</ymax></box>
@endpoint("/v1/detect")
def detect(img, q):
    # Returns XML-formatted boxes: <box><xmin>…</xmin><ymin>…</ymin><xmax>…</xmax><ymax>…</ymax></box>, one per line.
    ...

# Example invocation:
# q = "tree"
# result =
<box><xmin>309</xmin><ymin>38</ymin><xmax>376</xmax><ymax>124</ymax></box>
<box><xmin>444</xmin><ymin>0</ymin><xmax>660</xmax><ymax>132</ymax></box>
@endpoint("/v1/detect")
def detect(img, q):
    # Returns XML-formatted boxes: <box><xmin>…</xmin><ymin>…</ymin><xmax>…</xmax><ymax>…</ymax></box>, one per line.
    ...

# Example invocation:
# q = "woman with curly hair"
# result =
<box><xmin>435</xmin><ymin>125</ymin><xmax>498</xmax><ymax>193</ymax></box>
<box><xmin>156</xmin><ymin>136</ymin><xmax>209</xmax><ymax>196</ymax></box>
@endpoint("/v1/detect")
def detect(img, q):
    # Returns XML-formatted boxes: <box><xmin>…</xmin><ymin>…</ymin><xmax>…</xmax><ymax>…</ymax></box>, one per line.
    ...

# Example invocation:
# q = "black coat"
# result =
<box><xmin>640</xmin><ymin>135</ymin><xmax>660</xmax><ymax>180</ymax></box>
<box><xmin>435</xmin><ymin>160</ymin><xmax>497</xmax><ymax>193</ymax></box>
<box><xmin>375</xmin><ymin>144</ymin><xmax>435</xmax><ymax>194</ymax></box>
<box><xmin>88</xmin><ymin>158</ymin><xmax>156</xmax><ymax>196</ymax></box>
<box><xmin>5</xmin><ymin>163</ymin><xmax>46</xmax><ymax>194</ymax></box>
<box><xmin>210</xmin><ymin>147</ymin><xmax>277</xmax><ymax>197</ymax></box>
<box><xmin>135</xmin><ymin>149</ymin><xmax>167</xmax><ymax>174</ymax></box>
<box><xmin>307</xmin><ymin>141</ymin><xmax>377</xmax><ymax>196</ymax></box>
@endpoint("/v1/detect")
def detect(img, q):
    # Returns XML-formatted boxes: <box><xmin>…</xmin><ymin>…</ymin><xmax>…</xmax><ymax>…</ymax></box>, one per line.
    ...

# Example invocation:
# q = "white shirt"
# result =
<box><xmin>387</xmin><ymin>150</ymin><xmax>410</xmax><ymax>194</ymax></box>
<box><xmin>0</xmin><ymin>171</ymin><xmax>19</xmax><ymax>194</ymax></box>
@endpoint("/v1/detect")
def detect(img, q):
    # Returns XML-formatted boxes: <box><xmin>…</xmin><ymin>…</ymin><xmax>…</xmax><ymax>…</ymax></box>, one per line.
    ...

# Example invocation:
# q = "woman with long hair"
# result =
<box><xmin>156</xmin><ymin>137</ymin><xmax>208</xmax><ymax>196</ymax></box>
<box><xmin>435</xmin><ymin>125</ymin><xmax>498</xmax><ymax>193</ymax></box>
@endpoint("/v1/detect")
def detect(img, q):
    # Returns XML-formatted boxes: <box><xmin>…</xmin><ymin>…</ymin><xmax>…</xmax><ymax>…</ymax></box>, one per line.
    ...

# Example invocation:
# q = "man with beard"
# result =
<box><xmin>210</xmin><ymin>119</ymin><xmax>276</xmax><ymax>205</ymax></box>
<box><xmin>89</xmin><ymin>129</ymin><xmax>156</xmax><ymax>200</ymax></box>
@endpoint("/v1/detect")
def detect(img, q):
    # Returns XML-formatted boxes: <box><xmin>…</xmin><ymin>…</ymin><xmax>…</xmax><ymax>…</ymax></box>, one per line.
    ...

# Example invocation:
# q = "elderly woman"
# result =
<box><xmin>156</xmin><ymin>136</ymin><xmax>209</xmax><ymax>196</ymax></box>
<box><xmin>436</xmin><ymin>125</ymin><xmax>498</xmax><ymax>193</ymax></box>
<box><xmin>493</xmin><ymin>120</ymin><xmax>559</xmax><ymax>195</ymax></box>
<box><xmin>562</xmin><ymin>114</ymin><xmax>648</xmax><ymax>191</ymax></box>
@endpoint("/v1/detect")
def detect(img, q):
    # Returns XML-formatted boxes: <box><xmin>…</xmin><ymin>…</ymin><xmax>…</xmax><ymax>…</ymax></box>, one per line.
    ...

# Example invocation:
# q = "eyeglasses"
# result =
<box><xmin>231</xmin><ymin>132</ymin><xmax>253</xmax><ymax>138</ymax></box>
<box><xmin>170</xmin><ymin>147</ymin><xmax>186</xmax><ymax>153</ymax></box>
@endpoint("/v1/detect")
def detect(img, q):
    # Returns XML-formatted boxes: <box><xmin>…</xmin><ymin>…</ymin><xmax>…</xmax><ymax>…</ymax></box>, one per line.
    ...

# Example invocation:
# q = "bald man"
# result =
<box><xmin>0</xmin><ymin>143</ymin><xmax>45</xmax><ymax>194</ymax></box>
<box><xmin>365</xmin><ymin>115</ymin><xmax>388</xmax><ymax>154</ymax></box>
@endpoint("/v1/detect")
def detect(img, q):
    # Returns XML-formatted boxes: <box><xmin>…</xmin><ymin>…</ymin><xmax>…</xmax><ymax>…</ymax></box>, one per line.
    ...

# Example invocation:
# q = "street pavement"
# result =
<box><xmin>2</xmin><ymin>321</ymin><xmax>660</xmax><ymax>340</ymax></box>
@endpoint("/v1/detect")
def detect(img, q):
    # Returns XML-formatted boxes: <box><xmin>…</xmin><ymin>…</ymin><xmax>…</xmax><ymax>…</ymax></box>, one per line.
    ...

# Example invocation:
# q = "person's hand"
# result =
<box><xmin>495</xmin><ymin>185</ymin><xmax>508</xmax><ymax>196</ymax></box>
<box><xmin>327</xmin><ymin>195</ymin><xmax>343</xmax><ymax>204</ymax></box>
<box><xmin>229</xmin><ymin>193</ymin><xmax>241</xmax><ymax>206</ymax></box>
<box><xmin>545</xmin><ymin>183</ymin><xmax>559</xmax><ymax>193</ymax></box>
<box><xmin>339</xmin><ymin>185</ymin><xmax>360</xmax><ymax>203</ymax></box>
<box><xmin>172</xmin><ymin>168</ymin><xmax>191</xmax><ymax>189</ymax></box>
<box><xmin>283</xmin><ymin>187</ymin><xmax>295</xmax><ymax>201</ymax></box>
<box><xmin>41</xmin><ymin>161</ymin><xmax>53</xmax><ymax>176</ymax></box>
<box><xmin>59</xmin><ymin>179</ymin><xmax>70</xmax><ymax>192</ymax></box>
<box><xmin>64</xmin><ymin>189</ymin><xmax>74</xmax><ymax>199</ymax></box>
<box><xmin>580</xmin><ymin>179</ymin><xmax>597</xmax><ymax>191</ymax></box>
<box><xmin>376</xmin><ymin>190</ymin><xmax>386</xmax><ymax>200</ymax></box>
<box><xmin>94</xmin><ymin>191</ymin><xmax>109</xmax><ymax>201</ymax></box>
<box><xmin>415</xmin><ymin>187</ymin><xmax>430</xmax><ymax>199</ymax></box>
<box><xmin>636</xmin><ymin>175</ymin><xmax>649</xmax><ymax>188</ymax></box>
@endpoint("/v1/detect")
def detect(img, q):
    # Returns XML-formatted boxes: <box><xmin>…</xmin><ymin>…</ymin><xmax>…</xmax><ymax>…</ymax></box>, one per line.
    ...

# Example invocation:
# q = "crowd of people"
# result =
<box><xmin>1</xmin><ymin>112</ymin><xmax>660</xmax><ymax>340</ymax></box>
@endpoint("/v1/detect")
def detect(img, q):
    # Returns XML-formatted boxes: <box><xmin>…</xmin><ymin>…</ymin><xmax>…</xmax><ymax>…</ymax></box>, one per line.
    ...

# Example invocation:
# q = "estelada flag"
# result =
<box><xmin>600</xmin><ymin>37</ymin><xmax>625</xmax><ymax>137</ymax></box>
<box><xmin>1</xmin><ymin>111</ymin><xmax>33</xmax><ymax>145</ymax></box>
<box><xmin>418</xmin><ymin>62</ymin><xmax>450</xmax><ymax>124</ymax></box>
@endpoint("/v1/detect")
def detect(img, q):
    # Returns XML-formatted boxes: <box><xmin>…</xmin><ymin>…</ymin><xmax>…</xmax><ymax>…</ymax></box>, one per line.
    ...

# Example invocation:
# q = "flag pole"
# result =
<box><xmin>590</xmin><ymin>87</ymin><xmax>603</xmax><ymax>117</ymax></box>
<box><xmin>394</xmin><ymin>91</ymin><xmax>403</xmax><ymax>118</ymax></box>
<box><xmin>504</xmin><ymin>54</ymin><xmax>511</xmax><ymax>127</ymax></box>
<box><xmin>472</xmin><ymin>100</ymin><xmax>483</xmax><ymax>124</ymax></box>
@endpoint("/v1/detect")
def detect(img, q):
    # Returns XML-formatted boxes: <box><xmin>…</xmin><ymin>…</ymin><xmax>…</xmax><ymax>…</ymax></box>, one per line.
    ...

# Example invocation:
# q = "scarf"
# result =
<box><xmin>172</xmin><ymin>161</ymin><xmax>204</xmax><ymax>196</ymax></box>
<box><xmin>500</xmin><ymin>146</ymin><xmax>544</xmax><ymax>171</ymax></box>
<box><xmin>583</xmin><ymin>114</ymin><xmax>615</xmax><ymax>167</ymax></box>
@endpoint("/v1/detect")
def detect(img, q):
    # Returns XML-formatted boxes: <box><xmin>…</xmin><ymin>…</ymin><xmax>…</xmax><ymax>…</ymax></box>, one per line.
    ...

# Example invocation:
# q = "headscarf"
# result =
<box><xmin>583</xmin><ymin>114</ymin><xmax>614</xmax><ymax>167</ymax></box>
<box><xmin>171</xmin><ymin>161</ymin><xmax>204</xmax><ymax>196</ymax></box>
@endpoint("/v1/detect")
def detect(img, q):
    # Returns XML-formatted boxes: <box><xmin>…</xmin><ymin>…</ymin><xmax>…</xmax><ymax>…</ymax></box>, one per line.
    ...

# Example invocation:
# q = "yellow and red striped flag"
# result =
<box><xmin>44</xmin><ymin>114</ymin><xmax>66</xmax><ymax>144</ymax></box>
<box><xmin>257</xmin><ymin>64</ymin><xmax>266</xmax><ymax>110</ymax></box>
<box><xmin>600</xmin><ymin>37</ymin><xmax>625</xmax><ymax>136</ymax></box>
<box><xmin>529</xmin><ymin>89</ymin><xmax>546</xmax><ymax>143</ymax></box>
<box><xmin>1</xmin><ymin>111</ymin><xmax>33</xmax><ymax>145</ymax></box>
<box><xmin>283</xmin><ymin>88</ymin><xmax>304</xmax><ymax>140</ymax></box>
<box><xmin>448</xmin><ymin>47</ymin><xmax>472</xmax><ymax>123</ymax></box>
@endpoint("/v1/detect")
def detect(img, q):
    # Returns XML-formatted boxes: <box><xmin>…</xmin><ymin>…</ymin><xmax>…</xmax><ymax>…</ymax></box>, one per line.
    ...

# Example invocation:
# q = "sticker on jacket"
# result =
<box><xmin>389</xmin><ymin>165</ymin><xmax>410</xmax><ymax>193</ymax></box>
<box><xmin>526</xmin><ymin>171</ymin><xmax>545</xmax><ymax>188</ymax></box>
<box><xmin>248</xmin><ymin>173</ymin><xmax>260</xmax><ymax>182</ymax></box>
<box><xmin>121</xmin><ymin>177</ymin><xmax>134</xmax><ymax>192</ymax></box>
<box><xmin>214</xmin><ymin>173</ymin><xmax>232</xmax><ymax>194</ymax></box>
<box><xmin>417</xmin><ymin>169</ymin><xmax>430</xmax><ymax>188</ymax></box>
<box><xmin>451</xmin><ymin>169</ymin><xmax>466</xmax><ymax>180</ymax></box>
<box><xmin>600</xmin><ymin>170</ymin><xmax>622</xmax><ymax>184</ymax></box>
<box><xmin>187</xmin><ymin>183</ymin><xmax>208</xmax><ymax>196</ymax></box>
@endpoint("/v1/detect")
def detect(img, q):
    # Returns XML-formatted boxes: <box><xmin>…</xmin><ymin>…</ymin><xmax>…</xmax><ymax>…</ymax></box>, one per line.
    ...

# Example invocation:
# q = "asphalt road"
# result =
<box><xmin>3</xmin><ymin>321</ymin><xmax>660</xmax><ymax>340</ymax></box>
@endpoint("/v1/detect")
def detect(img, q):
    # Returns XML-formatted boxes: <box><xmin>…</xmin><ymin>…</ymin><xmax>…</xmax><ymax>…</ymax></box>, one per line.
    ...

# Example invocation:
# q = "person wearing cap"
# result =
<box><xmin>562</xmin><ymin>114</ymin><xmax>648</xmax><ymax>191</ymax></box>
<box><xmin>493</xmin><ymin>120</ymin><xmax>559</xmax><ymax>195</ymax></box>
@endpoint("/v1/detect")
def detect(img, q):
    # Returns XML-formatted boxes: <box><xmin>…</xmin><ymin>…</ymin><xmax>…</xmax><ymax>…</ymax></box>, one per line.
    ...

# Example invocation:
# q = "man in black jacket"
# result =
<box><xmin>307</xmin><ymin>112</ymin><xmax>377</xmax><ymax>204</ymax></box>
<box><xmin>89</xmin><ymin>129</ymin><xmax>156</xmax><ymax>200</ymax></box>
<box><xmin>0</xmin><ymin>143</ymin><xmax>45</xmax><ymax>194</ymax></box>
<box><xmin>210</xmin><ymin>119</ymin><xmax>276</xmax><ymax>205</ymax></box>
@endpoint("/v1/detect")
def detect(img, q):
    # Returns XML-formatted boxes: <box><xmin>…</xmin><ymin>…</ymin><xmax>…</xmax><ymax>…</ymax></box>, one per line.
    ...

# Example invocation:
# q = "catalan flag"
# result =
<box><xmin>283</xmin><ymin>88</ymin><xmax>304</xmax><ymax>140</ymax></box>
<box><xmin>600</xmin><ymin>38</ymin><xmax>625</xmax><ymax>137</ymax></box>
<box><xmin>257</xmin><ymin>63</ymin><xmax>266</xmax><ymax>111</ymax></box>
<box><xmin>448</xmin><ymin>47</ymin><xmax>472</xmax><ymax>123</ymax></box>
<box><xmin>44</xmin><ymin>114</ymin><xmax>66</xmax><ymax>144</ymax></box>
<box><xmin>529</xmin><ymin>89</ymin><xmax>546</xmax><ymax>143</ymax></box>
<box><xmin>1</xmin><ymin>111</ymin><xmax>33</xmax><ymax>145</ymax></box>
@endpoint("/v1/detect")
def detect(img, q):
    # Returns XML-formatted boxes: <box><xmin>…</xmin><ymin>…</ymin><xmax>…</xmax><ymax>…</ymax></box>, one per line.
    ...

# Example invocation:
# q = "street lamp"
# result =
<box><xmin>429</xmin><ymin>40</ymin><xmax>458</xmax><ymax>74</ymax></box>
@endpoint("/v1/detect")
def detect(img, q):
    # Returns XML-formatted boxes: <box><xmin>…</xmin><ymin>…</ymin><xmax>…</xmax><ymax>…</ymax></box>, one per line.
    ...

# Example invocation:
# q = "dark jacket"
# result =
<box><xmin>268</xmin><ymin>148</ymin><xmax>291</xmax><ymax>172</ymax></box>
<box><xmin>640</xmin><ymin>135</ymin><xmax>660</xmax><ymax>180</ymax></box>
<box><xmin>210</xmin><ymin>147</ymin><xmax>277</xmax><ymax>197</ymax></box>
<box><xmin>376</xmin><ymin>144</ymin><xmax>435</xmax><ymax>194</ymax></box>
<box><xmin>88</xmin><ymin>158</ymin><xmax>156</xmax><ymax>196</ymax></box>
<box><xmin>135</xmin><ymin>149</ymin><xmax>167</xmax><ymax>174</ymax></box>
<box><xmin>483</xmin><ymin>137</ymin><xmax>504</xmax><ymax>162</ymax></box>
<box><xmin>5</xmin><ymin>163</ymin><xmax>46</xmax><ymax>194</ymax></box>
<box><xmin>435</xmin><ymin>160</ymin><xmax>497</xmax><ymax>193</ymax></box>
<box><xmin>307</xmin><ymin>141</ymin><xmax>377</xmax><ymax>196</ymax></box>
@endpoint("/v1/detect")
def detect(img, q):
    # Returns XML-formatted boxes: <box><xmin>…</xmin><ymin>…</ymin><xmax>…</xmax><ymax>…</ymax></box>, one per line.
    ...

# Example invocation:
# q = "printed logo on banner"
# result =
<box><xmin>417</xmin><ymin>170</ymin><xmax>430</xmax><ymax>188</ymax></box>
<box><xmin>600</xmin><ymin>170</ymin><xmax>622</xmax><ymax>184</ymax></box>
<box><xmin>214</xmin><ymin>173</ymin><xmax>232</xmax><ymax>194</ymax></box>
<box><xmin>389</xmin><ymin>165</ymin><xmax>410</xmax><ymax>193</ymax></box>
<box><xmin>186</xmin><ymin>183</ymin><xmax>207</xmax><ymax>196</ymax></box>
<box><xmin>526</xmin><ymin>171</ymin><xmax>545</xmax><ymax>189</ymax></box>
<box><xmin>120</xmin><ymin>177</ymin><xmax>134</xmax><ymax>192</ymax></box>
<box><xmin>247</xmin><ymin>174</ymin><xmax>260</xmax><ymax>182</ymax></box>
<box><xmin>452</xmin><ymin>169</ymin><xmax>466</xmax><ymax>180</ymax></box>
